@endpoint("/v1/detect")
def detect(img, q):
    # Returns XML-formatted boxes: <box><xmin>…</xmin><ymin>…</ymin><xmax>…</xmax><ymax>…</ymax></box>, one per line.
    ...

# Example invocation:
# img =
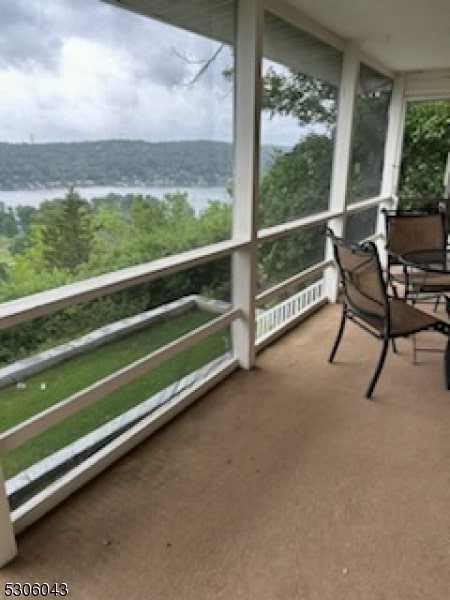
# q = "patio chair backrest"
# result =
<box><xmin>384</xmin><ymin>210</ymin><xmax>447</xmax><ymax>267</ymax></box>
<box><xmin>328</xmin><ymin>229</ymin><xmax>387</xmax><ymax>326</ymax></box>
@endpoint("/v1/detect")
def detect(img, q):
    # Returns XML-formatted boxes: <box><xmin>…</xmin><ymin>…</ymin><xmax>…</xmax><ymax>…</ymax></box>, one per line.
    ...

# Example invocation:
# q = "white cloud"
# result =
<box><xmin>0</xmin><ymin>0</ymin><xmax>296</xmax><ymax>147</ymax></box>
<box><xmin>0</xmin><ymin>0</ymin><xmax>237</xmax><ymax>143</ymax></box>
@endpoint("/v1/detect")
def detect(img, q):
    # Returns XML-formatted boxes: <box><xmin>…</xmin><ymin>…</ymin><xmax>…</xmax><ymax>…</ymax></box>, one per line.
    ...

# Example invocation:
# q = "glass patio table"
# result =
<box><xmin>399</xmin><ymin>248</ymin><xmax>450</xmax><ymax>297</ymax></box>
<box><xmin>399</xmin><ymin>248</ymin><xmax>450</xmax><ymax>389</ymax></box>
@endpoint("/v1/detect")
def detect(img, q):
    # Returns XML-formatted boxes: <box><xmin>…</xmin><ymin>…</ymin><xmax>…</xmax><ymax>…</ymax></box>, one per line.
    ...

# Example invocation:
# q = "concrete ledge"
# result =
<box><xmin>0</xmin><ymin>295</ymin><xmax>230</xmax><ymax>389</ymax></box>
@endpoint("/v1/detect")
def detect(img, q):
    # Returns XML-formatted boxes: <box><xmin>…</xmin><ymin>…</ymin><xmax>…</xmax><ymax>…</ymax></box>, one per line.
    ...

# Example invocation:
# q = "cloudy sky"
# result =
<box><xmin>0</xmin><ymin>0</ymin><xmax>300</xmax><ymax>146</ymax></box>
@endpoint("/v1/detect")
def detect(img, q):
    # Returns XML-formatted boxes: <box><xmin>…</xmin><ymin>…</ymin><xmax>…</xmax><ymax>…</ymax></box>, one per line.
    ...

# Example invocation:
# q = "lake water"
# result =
<box><xmin>0</xmin><ymin>185</ymin><xmax>230</xmax><ymax>213</ymax></box>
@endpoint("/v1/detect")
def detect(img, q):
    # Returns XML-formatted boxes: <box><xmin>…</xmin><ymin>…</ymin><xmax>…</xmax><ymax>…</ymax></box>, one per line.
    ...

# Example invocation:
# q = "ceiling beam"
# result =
<box><xmin>404</xmin><ymin>69</ymin><xmax>450</xmax><ymax>101</ymax></box>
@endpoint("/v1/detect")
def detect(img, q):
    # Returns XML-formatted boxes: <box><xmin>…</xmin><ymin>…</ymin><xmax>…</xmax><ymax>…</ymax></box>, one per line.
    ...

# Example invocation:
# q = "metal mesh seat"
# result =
<box><xmin>327</xmin><ymin>228</ymin><xmax>449</xmax><ymax>399</ymax></box>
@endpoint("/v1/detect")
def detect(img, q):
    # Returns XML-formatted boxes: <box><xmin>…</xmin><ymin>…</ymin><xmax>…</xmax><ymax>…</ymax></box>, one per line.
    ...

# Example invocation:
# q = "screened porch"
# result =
<box><xmin>1</xmin><ymin>1</ymin><xmax>450</xmax><ymax>592</ymax></box>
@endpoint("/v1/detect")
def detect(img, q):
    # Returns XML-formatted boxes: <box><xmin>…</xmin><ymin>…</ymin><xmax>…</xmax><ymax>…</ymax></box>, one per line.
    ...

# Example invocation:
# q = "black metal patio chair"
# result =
<box><xmin>383</xmin><ymin>208</ymin><xmax>447</xmax><ymax>303</ymax></box>
<box><xmin>327</xmin><ymin>228</ymin><xmax>449</xmax><ymax>399</ymax></box>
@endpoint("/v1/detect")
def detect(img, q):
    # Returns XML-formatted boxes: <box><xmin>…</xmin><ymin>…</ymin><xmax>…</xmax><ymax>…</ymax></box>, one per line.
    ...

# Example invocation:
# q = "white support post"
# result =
<box><xmin>444</xmin><ymin>152</ymin><xmax>450</xmax><ymax>199</ymax></box>
<box><xmin>325</xmin><ymin>43</ymin><xmax>360</xmax><ymax>302</ymax></box>
<box><xmin>231</xmin><ymin>0</ymin><xmax>262</xmax><ymax>369</ymax></box>
<box><xmin>376</xmin><ymin>73</ymin><xmax>407</xmax><ymax>261</ymax></box>
<box><xmin>0</xmin><ymin>465</ymin><xmax>16</xmax><ymax>567</ymax></box>
<box><xmin>380</xmin><ymin>73</ymin><xmax>407</xmax><ymax>199</ymax></box>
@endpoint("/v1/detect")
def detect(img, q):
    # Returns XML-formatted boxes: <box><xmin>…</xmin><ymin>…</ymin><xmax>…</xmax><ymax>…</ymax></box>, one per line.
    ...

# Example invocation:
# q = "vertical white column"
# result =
<box><xmin>444</xmin><ymin>152</ymin><xmax>450</xmax><ymax>198</ymax></box>
<box><xmin>0</xmin><ymin>465</ymin><xmax>16</xmax><ymax>567</ymax></box>
<box><xmin>325</xmin><ymin>43</ymin><xmax>360</xmax><ymax>302</ymax></box>
<box><xmin>375</xmin><ymin>73</ymin><xmax>407</xmax><ymax>262</ymax></box>
<box><xmin>380</xmin><ymin>73</ymin><xmax>407</xmax><ymax>200</ymax></box>
<box><xmin>231</xmin><ymin>0</ymin><xmax>262</xmax><ymax>368</ymax></box>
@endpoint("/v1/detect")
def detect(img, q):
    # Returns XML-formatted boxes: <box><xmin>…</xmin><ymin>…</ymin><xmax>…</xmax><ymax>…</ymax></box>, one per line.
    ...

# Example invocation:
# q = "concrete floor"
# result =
<box><xmin>1</xmin><ymin>302</ymin><xmax>450</xmax><ymax>600</ymax></box>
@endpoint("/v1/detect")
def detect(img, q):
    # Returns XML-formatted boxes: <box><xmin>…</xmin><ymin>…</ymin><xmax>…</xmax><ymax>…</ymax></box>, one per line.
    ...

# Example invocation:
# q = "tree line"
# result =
<box><xmin>0</xmin><ymin>139</ymin><xmax>281</xmax><ymax>190</ymax></box>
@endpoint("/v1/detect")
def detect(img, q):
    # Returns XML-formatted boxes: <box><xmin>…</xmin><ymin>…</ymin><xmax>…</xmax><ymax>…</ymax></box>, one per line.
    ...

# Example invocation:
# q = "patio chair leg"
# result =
<box><xmin>365</xmin><ymin>337</ymin><xmax>389</xmax><ymax>400</ymax></box>
<box><xmin>329</xmin><ymin>308</ymin><xmax>347</xmax><ymax>363</ymax></box>
<box><xmin>390</xmin><ymin>281</ymin><xmax>399</xmax><ymax>298</ymax></box>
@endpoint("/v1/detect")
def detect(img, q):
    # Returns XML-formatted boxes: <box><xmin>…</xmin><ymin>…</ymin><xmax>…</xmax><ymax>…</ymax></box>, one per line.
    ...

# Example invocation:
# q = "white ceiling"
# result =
<box><xmin>288</xmin><ymin>0</ymin><xmax>450</xmax><ymax>72</ymax></box>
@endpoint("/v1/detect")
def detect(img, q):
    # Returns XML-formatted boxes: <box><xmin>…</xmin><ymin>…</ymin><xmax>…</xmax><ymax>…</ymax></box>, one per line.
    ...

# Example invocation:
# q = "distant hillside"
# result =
<box><xmin>0</xmin><ymin>140</ymin><xmax>284</xmax><ymax>190</ymax></box>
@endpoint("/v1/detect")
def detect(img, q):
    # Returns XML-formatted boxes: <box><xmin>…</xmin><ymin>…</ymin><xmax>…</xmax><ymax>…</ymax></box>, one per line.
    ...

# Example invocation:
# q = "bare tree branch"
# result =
<box><xmin>172</xmin><ymin>44</ymin><xmax>226</xmax><ymax>86</ymax></box>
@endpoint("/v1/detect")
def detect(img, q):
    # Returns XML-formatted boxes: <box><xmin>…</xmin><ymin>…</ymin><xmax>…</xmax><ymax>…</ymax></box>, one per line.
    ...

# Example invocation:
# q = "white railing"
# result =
<box><xmin>0</xmin><ymin>195</ymin><xmax>392</xmax><ymax>566</ymax></box>
<box><xmin>256</xmin><ymin>279</ymin><xmax>325</xmax><ymax>342</ymax></box>
<box><xmin>0</xmin><ymin>239</ymin><xmax>246</xmax><ymax>565</ymax></box>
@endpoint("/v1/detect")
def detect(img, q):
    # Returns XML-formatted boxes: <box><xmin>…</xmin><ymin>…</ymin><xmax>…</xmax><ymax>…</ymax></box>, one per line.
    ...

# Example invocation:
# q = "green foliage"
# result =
<box><xmin>15</xmin><ymin>204</ymin><xmax>37</xmax><ymax>232</ymax></box>
<box><xmin>260</xmin><ymin>63</ymin><xmax>392</xmax><ymax>205</ymax></box>
<box><xmin>399</xmin><ymin>100</ymin><xmax>450</xmax><ymax>198</ymax></box>
<box><xmin>0</xmin><ymin>189</ymin><xmax>232</xmax><ymax>297</ymax></box>
<box><xmin>257</xmin><ymin>135</ymin><xmax>332</xmax><ymax>290</ymax></box>
<box><xmin>348</xmin><ymin>91</ymin><xmax>392</xmax><ymax>201</ymax></box>
<box><xmin>0</xmin><ymin>286</ymin><xmax>152</xmax><ymax>365</ymax></box>
<box><xmin>41</xmin><ymin>188</ymin><xmax>92</xmax><ymax>272</ymax></box>
<box><xmin>259</xmin><ymin>134</ymin><xmax>333</xmax><ymax>228</ymax></box>
<box><xmin>0</xmin><ymin>204</ymin><xmax>18</xmax><ymax>237</ymax></box>
<box><xmin>262</xmin><ymin>68</ymin><xmax>337</xmax><ymax>127</ymax></box>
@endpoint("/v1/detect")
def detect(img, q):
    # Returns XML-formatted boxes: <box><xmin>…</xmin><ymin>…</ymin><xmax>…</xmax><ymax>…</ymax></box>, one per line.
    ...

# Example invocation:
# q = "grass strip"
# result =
<box><xmin>1</xmin><ymin>309</ymin><xmax>229</xmax><ymax>477</ymax></box>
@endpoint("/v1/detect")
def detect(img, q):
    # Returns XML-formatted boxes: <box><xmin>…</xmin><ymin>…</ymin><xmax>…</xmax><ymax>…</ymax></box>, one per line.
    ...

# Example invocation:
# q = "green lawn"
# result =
<box><xmin>1</xmin><ymin>309</ymin><xmax>229</xmax><ymax>478</ymax></box>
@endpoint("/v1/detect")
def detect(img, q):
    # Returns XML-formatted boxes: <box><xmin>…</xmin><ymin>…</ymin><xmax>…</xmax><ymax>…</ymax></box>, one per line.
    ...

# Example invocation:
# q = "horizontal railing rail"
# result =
<box><xmin>0</xmin><ymin>238</ymin><xmax>249</xmax><ymax>331</ymax></box>
<box><xmin>256</xmin><ymin>260</ymin><xmax>331</xmax><ymax>307</ymax></box>
<box><xmin>345</xmin><ymin>194</ymin><xmax>391</xmax><ymax>214</ymax></box>
<box><xmin>257</xmin><ymin>209</ymin><xmax>339</xmax><ymax>243</ymax></box>
<box><xmin>256</xmin><ymin>197</ymin><xmax>392</xmax><ymax>245</ymax></box>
